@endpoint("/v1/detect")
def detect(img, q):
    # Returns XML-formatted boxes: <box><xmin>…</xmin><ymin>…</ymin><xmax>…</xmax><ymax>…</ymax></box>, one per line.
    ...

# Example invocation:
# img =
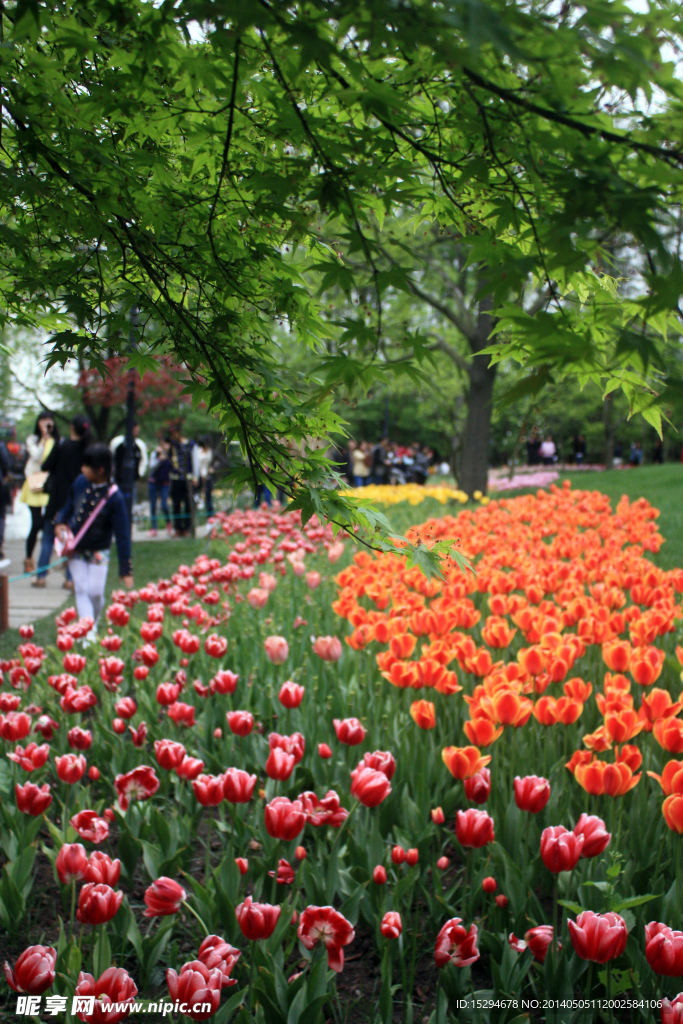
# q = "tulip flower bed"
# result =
<box><xmin>2</xmin><ymin>487</ymin><xmax>683</xmax><ymax>1024</ymax></box>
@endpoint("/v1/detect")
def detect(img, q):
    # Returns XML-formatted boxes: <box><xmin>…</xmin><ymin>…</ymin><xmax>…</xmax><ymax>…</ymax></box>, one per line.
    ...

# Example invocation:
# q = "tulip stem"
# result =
<box><xmin>552</xmin><ymin>875</ymin><xmax>559</xmax><ymax>973</ymax></box>
<box><xmin>69</xmin><ymin>878</ymin><xmax>76</xmax><ymax>944</ymax></box>
<box><xmin>606</xmin><ymin>961</ymin><xmax>613</xmax><ymax>1024</ymax></box>
<box><xmin>249</xmin><ymin>940</ymin><xmax>256</xmax><ymax>1015</ymax></box>
<box><xmin>677</xmin><ymin>839</ymin><xmax>682</xmax><ymax>922</ymax></box>
<box><xmin>183</xmin><ymin>899</ymin><xmax>209</xmax><ymax>936</ymax></box>
<box><xmin>583</xmin><ymin>962</ymin><xmax>593</xmax><ymax>1024</ymax></box>
<box><xmin>205</xmin><ymin>813</ymin><xmax>211</xmax><ymax>884</ymax></box>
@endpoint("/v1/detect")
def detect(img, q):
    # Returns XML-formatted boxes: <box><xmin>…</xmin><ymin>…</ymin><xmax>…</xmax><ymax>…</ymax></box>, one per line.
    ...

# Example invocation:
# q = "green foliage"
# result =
<box><xmin>1</xmin><ymin>0</ymin><xmax>683</xmax><ymax>548</ymax></box>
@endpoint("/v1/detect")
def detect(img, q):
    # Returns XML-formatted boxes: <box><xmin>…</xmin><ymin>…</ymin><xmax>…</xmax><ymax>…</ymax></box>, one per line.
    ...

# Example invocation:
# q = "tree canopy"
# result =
<box><xmin>1</xmin><ymin>0</ymin><xmax>683</xmax><ymax>551</ymax></box>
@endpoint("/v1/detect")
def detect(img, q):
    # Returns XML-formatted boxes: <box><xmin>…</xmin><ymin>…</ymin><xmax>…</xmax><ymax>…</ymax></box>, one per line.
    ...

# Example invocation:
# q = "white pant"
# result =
<box><xmin>68</xmin><ymin>554</ymin><xmax>109</xmax><ymax>626</ymax></box>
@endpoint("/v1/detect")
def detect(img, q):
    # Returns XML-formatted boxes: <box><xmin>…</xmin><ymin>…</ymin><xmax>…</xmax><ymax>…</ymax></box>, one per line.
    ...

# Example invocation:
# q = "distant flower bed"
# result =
<box><xmin>342</xmin><ymin>483</ymin><xmax>481</xmax><ymax>505</ymax></box>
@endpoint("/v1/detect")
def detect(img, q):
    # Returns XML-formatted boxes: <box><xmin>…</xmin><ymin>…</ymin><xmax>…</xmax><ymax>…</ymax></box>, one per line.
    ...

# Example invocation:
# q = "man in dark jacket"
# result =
<box><xmin>0</xmin><ymin>440</ymin><xmax>10</xmax><ymax>558</ymax></box>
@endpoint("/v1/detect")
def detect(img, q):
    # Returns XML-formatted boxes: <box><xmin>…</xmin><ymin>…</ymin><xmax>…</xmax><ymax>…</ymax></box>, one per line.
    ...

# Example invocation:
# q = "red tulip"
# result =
<box><xmin>333</xmin><ymin>717</ymin><xmax>366</xmax><ymax>745</ymax></box>
<box><xmin>226</xmin><ymin>710</ymin><xmax>254</xmax><ymax>736</ymax></box>
<box><xmin>269</xmin><ymin>731</ymin><xmax>305</xmax><ymax>763</ymax></box>
<box><xmin>264</xmin><ymin>635</ymin><xmax>288</xmax><ymax>664</ymax></box>
<box><xmin>144</xmin><ymin>877</ymin><xmax>187</xmax><ymax>918</ymax></box>
<box><xmin>7</xmin><ymin>742</ymin><xmax>49</xmax><ymax>771</ymax></box>
<box><xmin>4</xmin><ymin>945</ymin><xmax>56</xmax><ymax>994</ymax></box>
<box><xmin>482</xmin><ymin>876</ymin><xmax>497</xmax><ymax>893</ymax></box>
<box><xmin>236</xmin><ymin>896</ymin><xmax>281</xmax><ymax>939</ymax></box>
<box><xmin>463</xmin><ymin>768</ymin><xmax>491</xmax><ymax>803</ymax></box>
<box><xmin>431</xmin><ymin>807</ymin><xmax>445</xmax><ymax>825</ymax></box>
<box><xmin>406</xmin><ymin>848</ymin><xmax>419</xmax><ymax>866</ymax></box>
<box><xmin>85</xmin><ymin>851</ymin><xmax>121</xmax><ymax>886</ymax></box>
<box><xmin>112</xmin><ymin>718</ymin><xmax>126</xmax><ymax>734</ymax></box>
<box><xmin>573</xmin><ymin>813</ymin><xmax>611</xmax><ymax>858</ymax></box>
<box><xmin>265</xmin><ymin>747</ymin><xmax>296</xmax><ymax>781</ymax></box>
<box><xmin>496</xmin><ymin>894</ymin><xmax>509</xmax><ymax>908</ymax></box>
<box><xmin>70</xmin><ymin>810</ymin><xmax>110</xmax><ymax>844</ymax></box>
<box><xmin>56</xmin><ymin>843</ymin><xmax>89</xmax><ymax>884</ymax></box>
<box><xmin>197</xmin><ymin>935</ymin><xmax>240</xmax><ymax>989</ymax></box>
<box><xmin>312</xmin><ymin>636</ymin><xmax>342</xmax><ymax>662</ymax></box>
<box><xmin>540</xmin><ymin>826</ymin><xmax>584</xmax><ymax>872</ymax></box>
<box><xmin>434</xmin><ymin>918</ymin><xmax>480</xmax><ymax>968</ymax></box>
<box><xmin>645</xmin><ymin>921</ymin><xmax>683</xmax><ymax>976</ymax></box>
<box><xmin>298</xmin><ymin>905</ymin><xmax>355</xmax><ymax>971</ymax></box>
<box><xmin>176</xmin><ymin>755</ymin><xmax>205</xmax><ymax>780</ymax></box>
<box><xmin>373</xmin><ymin>865</ymin><xmax>387</xmax><ymax>884</ymax></box>
<box><xmin>223</xmin><ymin>768</ymin><xmax>256</xmax><ymax>804</ymax></box>
<box><xmin>662</xmin><ymin>995</ymin><xmax>683</xmax><ymax>1024</ymax></box>
<box><xmin>167</xmin><ymin>701</ymin><xmax>196</xmax><ymax>727</ymax></box>
<box><xmin>295</xmin><ymin>846</ymin><xmax>306</xmax><ymax>860</ymax></box>
<box><xmin>569</xmin><ymin>911</ymin><xmax>628</xmax><ymax>962</ymax></box>
<box><xmin>77</xmin><ymin>883</ymin><xmax>123</xmax><ymax>925</ymax></box>
<box><xmin>166</xmin><ymin>961</ymin><xmax>222</xmax><ymax>1020</ymax></box>
<box><xmin>18</xmin><ymin>624</ymin><xmax>35</xmax><ymax>639</ymax></box>
<box><xmin>15</xmin><ymin>781</ymin><xmax>52</xmax><ymax>815</ymax></box>
<box><xmin>0</xmin><ymin>712</ymin><xmax>31</xmax><ymax>741</ymax></box>
<box><xmin>56</xmin><ymin>753</ymin><xmax>87</xmax><ymax>784</ymax></box>
<box><xmin>391</xmin><ymin>846</ymin><xmax>406</xmax><ymax>865</ymax></box>
<box><xmin>509</xmin><ymin>925</ymin><xmax>557</xmax><ymax>963</ymax></box>
<box><xmin>514</xmin><ymin>775</ymin><xmax>550</xmax><ymax>813</ymax></box>
<box><xmin>114</xmin><ymin>765</ymin><xmax>159</xmax><ymax>810</ymax></box>
<box><xmin>380</xmin><ymin>911</ymin><xmax>402</xmax><ymax>939</ymax></box>
<box><xmin>350</xmin><ymin>766</ymin><xmax>392</xmax><ymax>807</ymax></box>
<box><xmin>68</xmin><ymin>727</ymin><xmax>92</xmax><ymax>751</ymax></box>
<box><xmin>264</xmin><ymin>796</ymin><xmax>305</xmax><ymax>841</ymax></box>
<box><xmin>210</xmin><ymin>669</ymin><xmax>239</xmax><ymax>695</ymax></box>
<box><xmin>235</xmin><ymin>857</ymin><xmax>248</xmax><ymax>875</ymax></box>
<box><xmin>358</xmin><ymin>750</ymin><xmax>396</xmax><ymax>780</ymax></box>
<box><xmin>455</xmin><ymin>808</ymin><xmax>495</xmax><ymax>848</ymax></box>
<box><xmin>192</xmin><ymin>774</ymin><xmax>225</xmax><ymax>806</ymax></box>
<box><xmin>268</xmin><ymin>858</ymin><xmax>295</xmax><ymax>885</ymax></box>
<box><xmin>205</xmin><ymin>633</ymin><xmax>228</xmax><ymax>658</ymax></box>
<box><xmin>73</xmin><ymin>967</ymin><xmax>137</xmax><ymax>1024</ymax></box>
<box><xmin>279</xmin><ymin>681</ymin><xmax>305</xmax><ymax>709</ymax></box>
<box><xmin>436</xmin><ymin>856</ymin><xmax>450</xmax><ymax>870</ymax></box>
<box><xmin>318</xmin><ymin>742</ymin><xmax>333</xmax><ymax>759</ymax></box>
<box><xmin>114</xmin><ymin>696</ymin><xmax>137</xmax><ymax>719</ymax></box>
<box><xmin>156</xmin><ymin>682</ymin><xmax>182</xmax><ymax>706</ymax></box>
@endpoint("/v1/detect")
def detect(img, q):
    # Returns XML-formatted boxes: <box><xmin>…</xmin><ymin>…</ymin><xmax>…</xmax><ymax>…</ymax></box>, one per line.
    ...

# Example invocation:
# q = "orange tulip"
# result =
<box><xmin>465</xmin><ymin>648</ymin><xmax>493</xmax><ymax>677</ymax></box>
<box><xmin>630</xmin><ymin>646</ymin><xmax>665</xmax><ymax>687</ymax></box>
<box><xmin>463</xmin><ymin>716</ymin><xmax>504</xmax><ymax>747</ymax></box>
<box><xmin>603</xmin><ymin>708</ymin><xmax>644</xmax><ymax>744</ymax></box>
<box><xmin>573</xmin><ymin>759</ymin><xmax>608</xmax><ymax>796</ymax></box>
<box><xmin>574</xmin><ymin>759</ymin><xmax>640</xmax><ymax>797</ymax></box>
<box><xmin>517</xmin><ymin>647</ymin><xmax>545</xmax><ymax>676</ymax></box>
<box><xmin>566</xmin><ymin>750</ymin><xmax>593</xmax><ymax>775</ymax></box>
<box><xmin>380</xmin><ymin>661</ymin><xmax>420</xmax><ymax>690</ymax></box>
<box><xmin>442</xmin><ymin>746</ymin><xmax>492</xmax><ymax>780</ymax></box>
<box><xmin>602</xmin><ymin>641</ymin><xmax>632</xmax><ymax>673</ymax></box>
<box><xmin>490</xmin><ymin>690</ymin><xmax>533</xmax><ymax>728</ymax></box>
<box><xmin>582</xmin><ymin>727</ymin><xmax>612</xmax><ymax>752</ymax></box>
<box><xmin>481</xmin><ymin>616</ymin><xmax>517</xmax><ymax>649</ymax></box>
<box><xmin>615</xmin><ymin>744</ymin><xmax>642</xmax><ymax>771</ymax></box>
<box><xmin>389</xmin><ymin>634</ymin><xmax>417</xmax><ymax>660</ymax></box>
<box><xmin>410</xmin><ymin>700</ymin><xmax>436</xmax><ymax>730</ymax></box>
<box><xmin>663</xmin><ymin>794</ymin><xmax>683</xmax><ymax>833</ymax></box>
<box><xmin>640</xmin><ymin>689</ymin><xmax>682</xmax><ymax>724</ymax></box>
<box><xmin>654</xmin><ymin>718</ymin><xmax>683</xmax><ymax>754</ymax></box>
<box><xmin>564</xmin><ymin>678</ymin><xmax>593</xmax><ymax>703</ymax></box>
<box><xmin>647</xmin><ymin>760</ymin><xmax>683</xmax><ymax>795</ymax></box>
<box><xmin>555</xmin><ymin>697</ymin><xmax>584</xmax><ymax>725</ymax></box>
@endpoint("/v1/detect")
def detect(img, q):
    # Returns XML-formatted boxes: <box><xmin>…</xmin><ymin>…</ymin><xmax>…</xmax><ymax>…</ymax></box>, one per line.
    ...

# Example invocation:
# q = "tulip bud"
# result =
<box><xmin>406</xmin><ymin>848</ymin><xmax>419</xmax><ymax>866</ymax></box>
<box><xmin>373</xmin><ymin>865</ymin><xmax>387</xmax><ymax>884</ymax></box>
<box><xmin>295</xmin><ymin>846</ymin><xmax>306</xmax><ymax>861</ymax></box>
<box><xmin>436</xmin><ymin>856</ymin><xmax>450</xmax><ymax>870</ymax></box>
<box><xmin>88</xmin><ymin>766</ymin><xmax>100</xmax><ymax>782</ymax></box>
<box><xmin>104</xmin><ymin>807</ymin><xmax>116</xmax><ymax>822</ymax></box>
<box><xmin>482</xmin><ymin>876</ymin><xmax>497</xmax><ymax>893</ymax></box>
<box><xmin>431</xmin><ymin>807</ymin><xmax>445</xmax><ymax>825</ymax></box>
<box><xmin>213</xmin><ymin>728</ymin><xmax>222</xmax><ymax>739</ymax></box>
<box><xmin>391</xmin><ymin>846</ymin><xmax>405</xmax><ymax>865</ymax></box>
<box><xmin>495</xmin><ymin>894</ymin><xmax>509</xmax><ymax>908</ymax></box>
<box><xmin>235</xmin><ymin>857</ymin><xmax>248</xmax><ymax>875</ymax></box>
<box><xmin>318</xmin><ymin>742</ymin><xmax>333</xmax><ymax>759</ymax></box>
<box><xmin>112</xmin><ymin>718</ymin><xmax>126</xmax><ymax>734</ymax></box>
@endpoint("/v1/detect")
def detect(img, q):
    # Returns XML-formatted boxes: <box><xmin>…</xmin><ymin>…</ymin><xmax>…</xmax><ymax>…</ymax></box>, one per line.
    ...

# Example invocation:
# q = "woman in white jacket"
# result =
<box><xmin>18</xmin><ymin>413</ymin><xmax>58</xmax><ymax>573</ymax></box>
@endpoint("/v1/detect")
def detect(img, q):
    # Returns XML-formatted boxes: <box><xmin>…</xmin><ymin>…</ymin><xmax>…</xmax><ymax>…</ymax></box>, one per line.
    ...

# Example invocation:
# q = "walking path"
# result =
<box><xmin>4</xmin><ymin>504</ymin><xmax>211</xmax><ymax>630</ymax></box>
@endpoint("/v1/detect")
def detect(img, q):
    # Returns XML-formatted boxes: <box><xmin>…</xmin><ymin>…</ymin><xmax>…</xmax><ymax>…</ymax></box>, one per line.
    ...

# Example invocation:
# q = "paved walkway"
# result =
<box><xmin>4</xmin><ymin>504</ymin><xmax>211</xmax><ymax>630</ymax></box>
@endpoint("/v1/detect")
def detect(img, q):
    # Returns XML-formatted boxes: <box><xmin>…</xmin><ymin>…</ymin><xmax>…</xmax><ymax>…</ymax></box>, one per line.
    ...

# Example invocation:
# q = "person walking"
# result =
<box><xmin>111</xmin><ymin>423</ymin><xmax>148</xmax><ymax>509</ymax></box>
<box><xmin>18</xmin><ymin>413</ymin><xmax>58</xmax><ymax>573</ymax></box>
<box><xmin>168</xmin><ymin>423</ymin><xmax>197</xmax><ymax>536</ymax></box>
<box><xmin>0</xmin><ymin>439</ymin><xmax>10</xmax><ymax>559</ymax></box>
<box><xmin>196</xmin><ymin>438</ymin><xmax>215</xmax><ymax>517</ymax></box>
<box><xmin>539</xmin><ymin>434</ymin><xmax>557</xmax><ymax>466</ymax></box>
<box><xmin>54</xmin><ymin>444</ymin><xmax>132</xmax><ymax>631</ymax></box>
<box><xmin>352</xmin><ymin>441</ymin><xmax>371</xmax><ymax>487</ymax></box>
<box><xmin>34</xmin><ymin>414</ymin><xmax>91</xmax><ymax>588</ymax></box>
<box><xmin>147</xmin><ymin>439</ymin><xmax>172</xmax><ymax>537</ymax></box>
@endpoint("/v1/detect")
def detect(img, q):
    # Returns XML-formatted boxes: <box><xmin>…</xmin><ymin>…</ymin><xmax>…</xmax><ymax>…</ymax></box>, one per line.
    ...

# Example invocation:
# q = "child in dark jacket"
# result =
<box><xmin>54</xmin><ymin>444</ymin><xmax>133</xmax><ymax>628</ymax></box>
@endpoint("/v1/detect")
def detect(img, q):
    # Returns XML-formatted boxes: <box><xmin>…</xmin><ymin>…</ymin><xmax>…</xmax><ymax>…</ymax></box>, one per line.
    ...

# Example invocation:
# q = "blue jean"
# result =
<box><xmin>254</xmin><ymin>485</ymin><xmax>272</xmax><ymax>508</ymax></box>
<box><xmin>36</xmin><ymin>518</ymin><xmax>72</xmax><ymax>581</ymax></box>
<box><xmin>353</xmin><ymin>476</ymin><xmax>366</xmax><ymax>488</ymax></box>
<box><xmin>149</xmin><ymin>482</ymin><xmax>170</xmax><ymax>530</ymax></box>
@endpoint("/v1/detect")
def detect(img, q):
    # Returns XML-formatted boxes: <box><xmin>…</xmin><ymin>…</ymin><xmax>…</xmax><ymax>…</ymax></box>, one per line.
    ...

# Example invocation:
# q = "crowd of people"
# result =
<box><xmin>0</xmin><ymin>413</ymin><xmax>219</xmax><ymax>633</ymax></box>
<box><xmin>343</xmin><ymin>438</ymin><xmax>439</xmax><ymax>487</ymax></box>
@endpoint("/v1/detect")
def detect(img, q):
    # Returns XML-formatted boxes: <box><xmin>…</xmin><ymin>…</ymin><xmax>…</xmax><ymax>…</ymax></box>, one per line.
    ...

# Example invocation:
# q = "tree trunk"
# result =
<box><xmin>458</xmin><ymin>293</ymin><xmax>497</xmax><ymax>497</ymax></box>
<box><xmin>459</xmin><ymin>356</ymin><xmax>497</xmax><ymax>496</ymax></box>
